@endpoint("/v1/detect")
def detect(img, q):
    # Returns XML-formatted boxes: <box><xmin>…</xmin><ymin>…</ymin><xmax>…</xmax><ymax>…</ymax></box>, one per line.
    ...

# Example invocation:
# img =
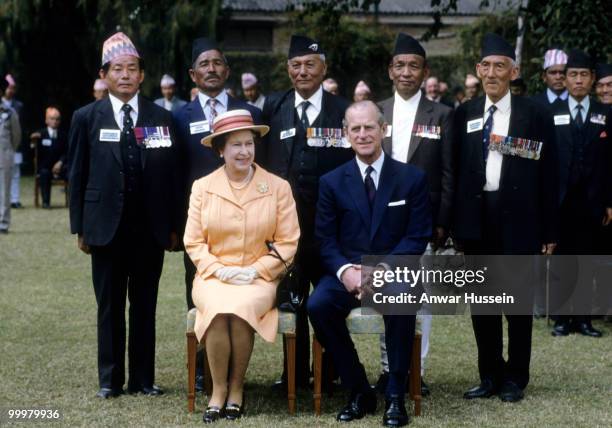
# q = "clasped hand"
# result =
<box><xmin>215</xmin><ymin>266</ymin><xmax>259</xmax><ymax>285</ymax></box>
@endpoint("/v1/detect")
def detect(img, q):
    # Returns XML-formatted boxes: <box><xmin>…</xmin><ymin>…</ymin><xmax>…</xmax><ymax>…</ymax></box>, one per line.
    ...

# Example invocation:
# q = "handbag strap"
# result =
<box><xmin>266</xmin><ymin>240</ymin><xmax>290</xmax><ymax>273</ymax></box>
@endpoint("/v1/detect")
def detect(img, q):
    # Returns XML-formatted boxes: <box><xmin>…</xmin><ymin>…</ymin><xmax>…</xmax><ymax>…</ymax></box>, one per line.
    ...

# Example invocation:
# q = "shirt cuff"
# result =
<box><xmin>336</xmin><ymin>263</ymin><xmax>354</xmax><ymax>282</ymax></box>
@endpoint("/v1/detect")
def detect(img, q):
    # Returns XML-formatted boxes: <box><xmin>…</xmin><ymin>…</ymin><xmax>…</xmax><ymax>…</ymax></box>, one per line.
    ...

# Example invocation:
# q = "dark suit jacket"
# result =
<box><xmin>68</xmin><ymin>96</ymin><xmax>181</xmax><ymax>248</ymax></box>
<box><xmin>552</xmin><ymin>97</ymin><xmax>612</xmax><ymax>217</ymax></box>
<box><xmin>316</xmin><ymin>155</ymin><xmax>431</xmax><ymax>276</ymax></box>
<box><xmin>452</xmin><ymin>94</ymin><xmax>559</xmax><ymax>254</ymax></box>
<box><xmin>155</xmin><ymin>96</ymin><xmax>187</xmax><ymax>113</ymax></box>
<box><xmin>261</xmin><ymin>89</ymin><xmax>353</xmax><ymax>197</ymax></box>
<box><xmin>173</xmin><ymin>95</ymin><xmax>262</xmax><ymax>191</ymax></box>
<box><xmin>35</xmin><ymin>127</ymin><xmax>67</xmax><ymax>171</ymax></box>
<box><xmin>379</xmin><ymin>95</ymin><xmax>454</xmax><ymax>229</ymax></box>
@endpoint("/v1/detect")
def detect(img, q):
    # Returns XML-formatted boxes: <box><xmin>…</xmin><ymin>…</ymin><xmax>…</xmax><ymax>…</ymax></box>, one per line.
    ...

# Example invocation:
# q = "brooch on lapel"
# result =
<box><xmin>256</xmin><ymin>182</ymin><xmax>269</xmax><ymax>194</ymax></box>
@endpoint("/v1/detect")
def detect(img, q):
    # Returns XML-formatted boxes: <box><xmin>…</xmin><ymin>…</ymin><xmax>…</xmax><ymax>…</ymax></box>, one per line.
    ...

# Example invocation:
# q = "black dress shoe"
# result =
<box><xmin>11</xmin><ymin>202</ymin><xmax>22</xmax><ymax>209</ymax></box>
<box><xmin>383</xmin><ymin>394</ymin><xmax>409</xmax><ymax>427</ymax></box>
<box><xmin>203</xmin><ymin>406</ymin><xmax>224</xmax><ymax>424</ymax></box>
<box><xmin>96</xmin><ymin>387</ymin><xmax>124</xmax><ymax>399</ymax></box>
<box><xmin>336</xmin><ymin>389</ymin><xmax>377</xmax><ymax>422</ymax></box>
<box><xmin>128</xmin><ymin>384</ymin><xmax>164</xmax><ymax>396</ymax></box>
<box><xmin>421</xmin><ymin>379</ymin><xmax>430</xmax><ymax>397</ymax></box>
<box><xmin>225</xmin><ymin>402</ymin><xmax>243</xmax><ymax>420</ymax></box>
<box><xmin>463</xmin><ymin>380</ymin><xmax>498</xmax><ymax>399</ymax></box>
<box><xmin>551</xmin><ymin>322</ymin><xmax>570</xmax><ymax>337</ymax></box>
<box><xmin>575</xmin><ymin>323</ymin><xmax>602</xmax><ymax>338</ymax></box>
<box><xmin>375</xmin><ymin>372</ymin><xmax>389</xmax><ymax>394</ymax></box>
<box><xmin>499</xmin><ymin>381</ymin><xmax>524</xmax><ymax>402</ymax></box>
<box><xmin>0</xmin><ymin>229</ymin><xmax>8</xmax><ymax>234</ymax></box>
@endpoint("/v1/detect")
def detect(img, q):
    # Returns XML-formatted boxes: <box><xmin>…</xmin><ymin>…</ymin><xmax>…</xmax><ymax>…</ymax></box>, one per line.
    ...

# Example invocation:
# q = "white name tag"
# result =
<box><xmin>467</xmin><ymin>118</ymin><xmax>483</xmax><ymax>133</ymax></box>
<box><xmin>189</xmin><ymin>120</ymin><xmax>210</xmax><ymax>135</ymax></box>
<box><xmin>42</xmin><ymin>139</ymin><xmax>52</xmax><ymax>147</ymax></box>
<box><xmin>554</xmin><ymin>114</ymin><xmax>571</xmax><ymax>126</ymax></box>
<box><xmin>99</xmin><ymin>129</ymin><xmax>121</xmax><ymax>142</ymax></box>
<box><xmin>590</xmin><ymin>114</ymin><xmax>606</xmax><ymax>125</ymax></box>
<box><xmin>388</xmin><ymin>200</ymin><xmax>406</xmax><ymax>207</ymax></box>
<box><xmin>385</xmin><ymin>125</ymin><xmax>392</xmax><ymax>137</ymax></box>
<box><xmin>280</xmin><ymin>128</ymin><xmax>296</xmax><ymax>140</ymax></box>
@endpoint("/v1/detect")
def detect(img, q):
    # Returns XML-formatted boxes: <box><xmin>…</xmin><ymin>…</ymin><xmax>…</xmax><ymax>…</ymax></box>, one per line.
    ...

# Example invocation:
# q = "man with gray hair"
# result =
<box><xmin>0</xmin><ymin>73</ymin><xmax>21</xmax><ymax>233</ymax></box>
<box><xmin>261</xmin><ymin>34</ymin><xmax>353</xmax><ymax>388</ymax></box>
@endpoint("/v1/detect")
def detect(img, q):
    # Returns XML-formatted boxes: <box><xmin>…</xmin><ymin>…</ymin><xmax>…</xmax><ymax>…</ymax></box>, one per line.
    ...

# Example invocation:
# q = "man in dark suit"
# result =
<box><xmin>378</xmin><ymin>32</ymin><xmax>454</xmax><ymax>397</ymax></box>
<box><xmin>31</xmin><ymin>107</ymin><xmax>67</xmax><ymax>208</ymax></box>
<box><xmin>549</xmin><ymin>50</ymin><xmax>612</xmax><ymax>338</ymax></box>
<box><xmin>261</xmin><ymin>35</ymin><xmax>354</xmax><ymax>386</ymax></box>
<box><xmin>531</xmin><ymin>49</ymin><xmax>569</xmax><ymax>110</ymax></box>
<box><xmin>453</xmin><ymin>34</ymin><xmax>558</xmax><ymax>402</ymax></box>
<box><xmin>68</xmin><ymin>32</ymin><xmax>181</xmax><ymax>399</ymax></box>
<box><xmin>154</xmin><ymin>74</ymin><xmax>187</xmax><ymax>113</ymax></box>
<box><xmin>173</xmin><ymin>37</ymin><xmax>262</xmax><ymax>391</ymax></box>
<box><xmin>308</xmin><ymin>100</ymin><xmax>431</xmax><ymax>427</ymax></box>
<box><xmin>595</xmin><ymin>63</ymin><xmax>612</xmax><ymax>105</ymax></box>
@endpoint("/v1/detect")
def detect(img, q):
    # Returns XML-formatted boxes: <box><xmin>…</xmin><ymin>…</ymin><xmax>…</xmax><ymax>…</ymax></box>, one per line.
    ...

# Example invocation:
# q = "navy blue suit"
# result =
<box><xmin>308</xmin><ymin>155</ymin><xmax>431</xmax><ymax>397</ymax></box>
<box><xmin>172</xmin><ymin>95</ymin><xmax>262</xmax><ymax>308</ymax></box>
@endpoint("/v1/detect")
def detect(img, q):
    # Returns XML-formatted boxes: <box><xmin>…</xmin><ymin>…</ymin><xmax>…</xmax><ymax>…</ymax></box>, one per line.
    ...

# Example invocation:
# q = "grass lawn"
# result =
<box><xmin>1</xmin><ymin>177</ymin><xmax>611</xmax><ymax>427</ymax></box>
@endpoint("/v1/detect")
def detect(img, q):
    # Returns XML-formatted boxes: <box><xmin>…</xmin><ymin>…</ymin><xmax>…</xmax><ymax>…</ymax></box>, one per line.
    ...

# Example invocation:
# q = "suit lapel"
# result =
<box><xmin>407</xmin><ymin>97</ymin><xmax>433</xmax><ymax>162</ymax></box>
<box><xmin>98</xmin><ymin>98</ymin><xmax>123</xmax><ymax>168</ymax></box>
<box><xmin>345</xmin><ymin>161</ymin><xmax>371</xmax><ymax>230</ymax></box>
<box><xmin>466</xmin><ymin>97</ymin><xmax>486</xmax><ymax>171</ymax></box>
<box><xmin>135</xmin><ymin>96</ymin><xmax>151</xmax><ymax>170</ymax></box>
<box><xmin>501</xmin><ymin>95</ymin><xmax>527</xmax><ymax>186</ymax></box>
<box><xmin>280</xmin><ymin>91</ymin><xmax>297</xmax><ymax>162</ymax></box>
<box><xmin>380</xmin><ymin>97</ymin><xmax>394</xmax><ymax>155</ymax></box>
<box><xmin>370</xmin><ymin>157</ymin><xmax>396</xmax><ymax>241</ymax></box>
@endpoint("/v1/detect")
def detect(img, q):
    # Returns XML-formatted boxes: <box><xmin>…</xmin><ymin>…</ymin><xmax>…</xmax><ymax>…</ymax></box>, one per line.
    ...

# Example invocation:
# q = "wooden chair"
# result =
<box><xmin>312</xmin><ymin>307</ymin><xmax>422</xmax><ymax>416</ymax></box>
<box><xmin>186</xmin><ymin>308</ymin><xmax>297</xmax><ymax>415</ymax></box>
<box><xmin>31</xmin><ymin>136</ymin><xmax>68</xmax><ymax>208</ymax></box>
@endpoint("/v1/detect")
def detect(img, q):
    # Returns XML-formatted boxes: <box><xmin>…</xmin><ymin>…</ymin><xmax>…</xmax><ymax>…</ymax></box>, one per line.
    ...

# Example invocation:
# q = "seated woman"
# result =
<box><xmin>184</xmin><ymin>109</ymin><xmax>300</xmax><ymax>423</ymax></box>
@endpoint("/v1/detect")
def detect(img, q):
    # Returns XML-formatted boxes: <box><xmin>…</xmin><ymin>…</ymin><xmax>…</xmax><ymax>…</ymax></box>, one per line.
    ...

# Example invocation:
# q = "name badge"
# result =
<box><xmin>99</xmin><ymin>129</ymin><xmax>121</xmax><ymax>142</ymax></box>
<box><xmin>554</xmin><ymin>114</ymin><xmax>570</xmax><ymax>126</ymax></box>
<box><xmin>467</xmin><ymin>118</ymin><xmax>483</xmax><ymax>133</ymax></box>
<box><xmin>280</xmin><ymin>128</ymin><xmax>296</xmax><ymax>140</ymax></box>
<box><xmin>42</xmin><ymin>139</ymin><xmax>52</xmax><ymax>147</ymax></box>
<box><xmin>134</xmin><ymin>126</ymin><xmax>172</xmax><ymax>148</ymax></box>
<box><xmin>385</xmin><ymin>125</ymin><xmax>392</xmax><ymax>137</ymax></box>
<box><xmin>590</xmin><ymin>114</ymin><xmax>606</xmax><ymax>125</ymax></box>
<box><xmin>189</xmin><ymin>120</ymin><xmax>210</xmax><ymax>135</ymax></box>
<box><xmin>388</xmin><ymin>200</ymin><xmax>406</xmax><ymax>207</ymax></box>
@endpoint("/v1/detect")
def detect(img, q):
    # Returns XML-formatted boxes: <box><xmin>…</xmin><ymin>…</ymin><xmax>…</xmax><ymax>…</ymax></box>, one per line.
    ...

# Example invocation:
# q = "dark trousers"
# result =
<box><xmin>90</xmin><ymin>214</ymin><xmax>164</xmax><ymax>390</ymax></box>
<box><xmin>183</xmin><ymin>252</ymin><xmax>196</xmax><ymax>310</ymax></box>
<box><xmin>308</xmin><ymin>275</ymin><xmax>415</xmax><ymax>397</ymax></box>
<box><xmin>38</xmin><ymin>168</ymin><xmax>53</xmax><ymax>205</ymax></box>
<box><xmin>464</xmin><ymin>191</ymin><xmax>533</xmax><ymax>390</ymax></box>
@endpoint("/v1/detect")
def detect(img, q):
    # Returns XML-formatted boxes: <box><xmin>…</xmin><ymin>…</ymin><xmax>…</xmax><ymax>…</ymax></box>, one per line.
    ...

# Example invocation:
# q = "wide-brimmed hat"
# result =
<box><xmin>201</xmin><ymin>109</ymin><xmax>269</xmax><ymax>147</ymax></box>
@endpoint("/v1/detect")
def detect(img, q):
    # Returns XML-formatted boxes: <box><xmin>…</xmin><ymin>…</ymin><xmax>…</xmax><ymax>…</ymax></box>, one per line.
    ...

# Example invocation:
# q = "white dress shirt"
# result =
<box><xmin>483</xmin><ymin>90</ymin><xmax>511</xmax><ymax>191</ymax></box>
<box><xmin>247</xmin><ymin>94</ymin><xmax>266</xmax><ymax>111</ymax></box>
<box><xmin>391</xmin><ymin>90</ymin><xmax>421</xmax><ymax>163</ymax></box>
<box><xmin>47</xmin><ymin>127</ymin><xmax>57</xmax><ymax>139</ymax></box>
<box><xmin>295</xmin><ymin>85</ymin><xmax>323</xmax><ymax>125</ymax></box>
<box><xmin>568</xmin><ymin>95</ymin><xmax>590</xmax><ymax>123</ymax></box>
<box><xmin>198</xmin><ymin>90</ymin><xmax>229</xmax><ymax>123</ymax></box>
<box><xmin>336</xmin><ymin>152</ymin><xmax>385</xmax><ymax>281</ymax></box>
<box><xmin>163</xmin><ymin>98</ymin><xmax>173</xmax><ymax>111</ymax></box>
<box><xmin>108</xmin><ymin>92</ymin><xmax>138</xmax><ymax>131</ymax></box>
<box><xmin>547</xmin><ymin>88</ymin><xmax>568</xmax><ymax>104</ymax></box>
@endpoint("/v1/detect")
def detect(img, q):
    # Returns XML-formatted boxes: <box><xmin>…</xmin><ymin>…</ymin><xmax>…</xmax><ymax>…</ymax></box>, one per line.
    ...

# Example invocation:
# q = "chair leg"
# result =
<box><xmin>202</xmin><ymin>347</ymin><xmax>212</xmax><ymax>396</ymax></box>
<box><xmin>284</xmin><ymin>333</ymin><xmax>296</xmax><ymax>415</ymax></box>
<box><xmin>312</xmin><ymin>336</ymin><xmax>323</xmax><ymax>416</ymax></box>
<box><xmin>186</xmin><ymin>332</ymin><xmax>197</xmax><ymax>413</ymax></box>
<box><xmin>34</xmin><ymin>177</ymin><xmax>39</xmax><ymax>208</ymax></box>
<box><xmin>64</xmin><ymin>182</ymin><xmax>69</xmax><ymax>207</ymax></box>
<box><xmin>409</xmin><ymin>333</ymin><xmax>422</xmax><ymax>417</ymax></box>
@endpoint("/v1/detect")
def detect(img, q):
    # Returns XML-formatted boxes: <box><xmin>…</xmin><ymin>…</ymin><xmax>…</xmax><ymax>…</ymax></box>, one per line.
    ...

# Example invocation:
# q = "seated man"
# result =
<box><xmin>31</xmin><ymin>106</ymin><xmax>66</xmax><ymax>208</ymax></box>
<box><xmin>307</xmin><ymin>100</ymin><xmax>431</xmax><ymax>427</ymax></box>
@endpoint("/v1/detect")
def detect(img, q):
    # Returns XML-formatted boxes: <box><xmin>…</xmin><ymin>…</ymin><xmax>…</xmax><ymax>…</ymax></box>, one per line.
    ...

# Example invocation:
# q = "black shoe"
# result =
<box><xmin>421</xmin><ymin>379</ymin><xmax>430</xmax><ymax>397</ymax></box>
<box><xmin>195</xmin><ymin>375</ymin><xmax>205</xmax><ymax>392</ymax></box>
<box><xmin>463</xmin><ymin>380</ymin><xmax>498</xmax><ymax>399</ymax></box>
<box><xmin>225</xmin><ymin>402</ymin><xmax>243</xmax><ymax>420</ymax></box>
<box><xmin>575</xmin><ymin>323</ymin><xmax>602</xmax><ymax>338</ymax></box>
<box><xmin>42</xmin><ymin>203</ymin><xmax>50</xmax><ymax>209</ymax></box>
<box><xmin>375</xmin><ymin>372</ymin><xmax>389</xmax><ymax>394</ymax></box>
<box><xmin>127</xmin><ymin>384</ymin><xmax>164</xmax><ymax>396</ymax></box>
<box><xmin>96</xmin><ymin>387</ymin><xmax>124</xmax><ymax>399</ymax></box>
<box><xmin>0</xmin><ymin>229</ymin><xmax>8</xmax><ymax>234</ymax></box>
<box><xmin>551</xmin><ymin>322</ymin><xmax>570</xmax><ymax>337</ymax></box>
<box><xmin>11</xmin><ymin>202</ymin><xmax>22</xmax><ymax>209</ymax></box>
<box><xmin>336</xmin><ymin>388</ymin><xmax>377</xmax><ymax>422</ymax></box>
<box><xmin>499</xmin><ymin>381</ymin><xmax>524</xmax><ymax>402</ymax></box>
<box><xmin>383</xmin><ymin>394</ymin><xmax>409</xmax><ymax>427</ymax></box>
<box><xmin>271</xmin><ymin>376</ymin><xmax>311</xmax><ymax>392</ymax></box>
<box><xmin>203</xmin><ymin>406</ymin><xmax>224</xmax><ymax>423</ymax></box>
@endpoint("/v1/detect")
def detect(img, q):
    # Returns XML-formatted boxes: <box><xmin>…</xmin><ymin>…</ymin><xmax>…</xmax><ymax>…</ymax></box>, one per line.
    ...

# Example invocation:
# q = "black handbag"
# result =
<box><xmin>266</xmin><ymin>240</ymin><xmax>303</xmax><ymax>313</ymax></box>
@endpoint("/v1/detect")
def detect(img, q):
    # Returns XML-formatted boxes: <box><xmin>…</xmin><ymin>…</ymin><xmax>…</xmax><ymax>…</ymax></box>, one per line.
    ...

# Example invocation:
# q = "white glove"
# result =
<box><xmin>226</xmin><ymin>267</ymin><xmax>259</xmax><ymax>285</ymax></box>
<box><xmin>214</xmin><ymin>266</ymin><xmax>243</xmax><ymax>282</ymax></box>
